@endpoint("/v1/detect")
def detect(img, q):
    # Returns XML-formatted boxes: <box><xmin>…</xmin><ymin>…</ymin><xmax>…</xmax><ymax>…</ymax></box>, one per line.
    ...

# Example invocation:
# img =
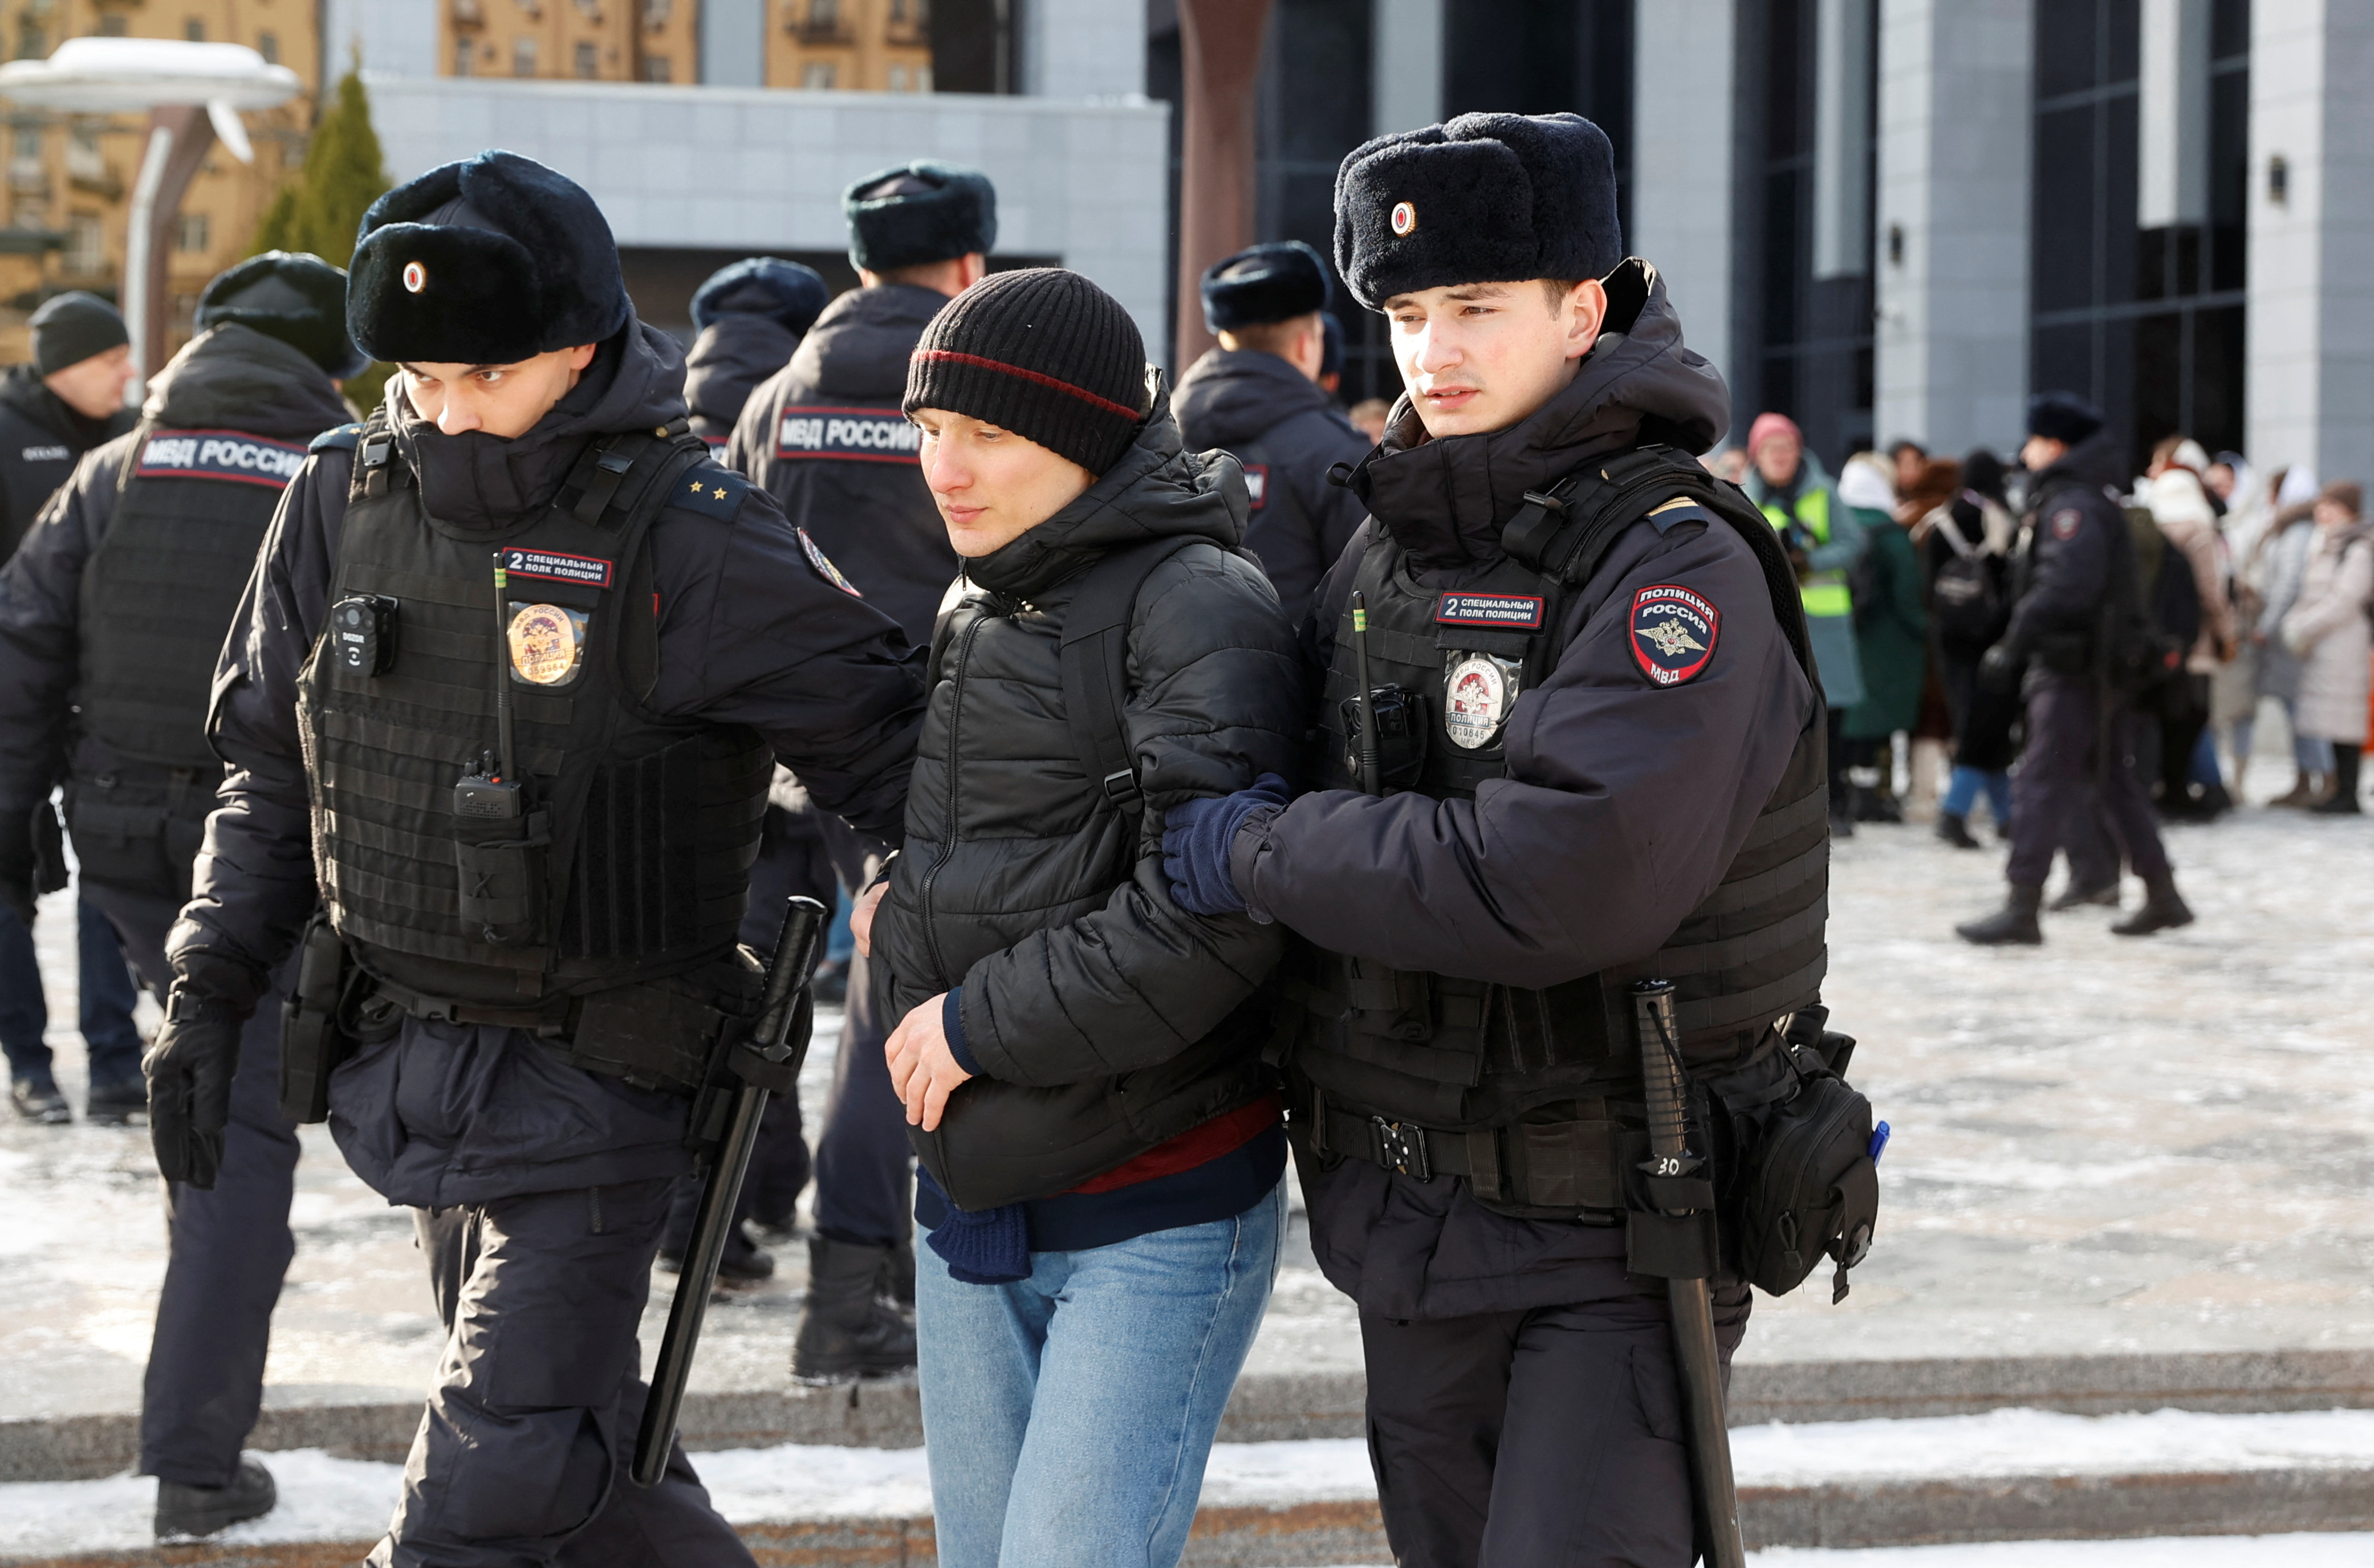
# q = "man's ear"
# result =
<box><xmin>566</xmin><ymin>343</ymin><xmax>599</xmax><ymax>371</ymax></box>
<box><xmin>1564</xmin><ymin>279</ymin><xmax>1608</xmax><ymax>362</ymax></box>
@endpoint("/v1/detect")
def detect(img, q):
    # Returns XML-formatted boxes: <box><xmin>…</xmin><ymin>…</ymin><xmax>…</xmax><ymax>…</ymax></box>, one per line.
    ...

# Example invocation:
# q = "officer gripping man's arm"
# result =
<box><xmin>155</xmin><ymin>152</ymin><xmax>922</xmax><ymax>1568</ymax></box>
<box><xmin>1160</xmin><ymin>113</ymin><xmax>1824</xmax><ymax>1567</ymax></box>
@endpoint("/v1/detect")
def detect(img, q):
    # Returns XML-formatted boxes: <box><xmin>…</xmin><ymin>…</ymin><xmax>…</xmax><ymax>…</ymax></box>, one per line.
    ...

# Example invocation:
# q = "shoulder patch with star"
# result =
<box><xmin>309</xmin><ymin>422</ymin><xmax>364</xmax><ymax>453</ymax></box>
<box><xmin>1629</xmin><ymin>583</ymin><xmax>1721</xmax><ymax>687</ymax></box>
<box><xmin>2049</xmin><ymin>507</ymin><xmax>2083</xmax><ymax>540</ymax></box>
<box><xmin>671</xmin><ymin>465</ymin><xmax>750</xmax><ymax>522</ymax></box>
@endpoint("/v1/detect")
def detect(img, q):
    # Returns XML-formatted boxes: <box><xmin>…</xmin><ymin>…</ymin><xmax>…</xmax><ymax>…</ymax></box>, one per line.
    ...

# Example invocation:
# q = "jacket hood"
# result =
<box><xmin>964</xmin><ymin>382</ymin><xmax>1247</xmax><ymax>601</ymax></box>
<box><xmin>2032</xmin><ymin>428</ymin><xmax>2127</xmax><ymax>508</ymax></box>
<box><xmin>686</xmin><ymin>313</ymin><xmax>799</xmax><ymax>430</ymax></box>
<box><xmin>0</xmin><ymin>361</ymin><xmax>131</xmax><ymax>450</ymax></box>
<box><xmin>786</xmin><ymin>283</ymin><xmax>945</xmax><ymax>403</ymax></box>
<box><xmin>1173</xmin><ymin>347</ymin><xmax>1337</xmax><ymax>449</ymax></box>
<box><xmin>390</xmin><ymin>313</ymin><xmax>689</xmax><ymax>532</ymax></box>
<box><xmin>142</xmin><ymin>322</ymin><xmax>351</xmax><ymax>442</ymax></box>
<box><xmin>1346</xmin><ymin>259</ymin><xmax>1731</xmax><ymax>571</ymax></box>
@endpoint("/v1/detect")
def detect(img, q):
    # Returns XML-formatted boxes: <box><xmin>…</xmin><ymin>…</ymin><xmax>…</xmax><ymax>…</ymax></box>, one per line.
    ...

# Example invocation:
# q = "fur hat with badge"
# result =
<box><xmin>845</xmin><ymin>160</ymin><xmax>997</xmax><ymax>275</ymax></box>
<box><xmin>1200</xmin><ymin>241</ymin><xmax>1331</xmax><ymax>333</ymax></box>
<box><xmin>1332</xmin><ymin>112</ymin><xmax>1622</xmax><ymax>309</ymax></box>
<box><xmin>198</xmin><ymin>251</ymin><xmax>369</xmax><ymax>378</ymax></box>
<box><xmin>346</xmin><ymin>149</ymin><xmax>629</xmax><ymax>366</ymax></box>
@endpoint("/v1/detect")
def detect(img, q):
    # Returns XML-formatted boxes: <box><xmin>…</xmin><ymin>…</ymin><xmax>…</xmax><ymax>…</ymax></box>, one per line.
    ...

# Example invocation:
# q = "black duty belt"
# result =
<box><xmin>368</xmin><ymin>974</ymin><xmax>737</xmax><ymax>1095</ymax></box>
<box><xmin>1307</xmin><ymin>1097</ymin><xmax>1626</xmax><ymax>1213</ymax></box>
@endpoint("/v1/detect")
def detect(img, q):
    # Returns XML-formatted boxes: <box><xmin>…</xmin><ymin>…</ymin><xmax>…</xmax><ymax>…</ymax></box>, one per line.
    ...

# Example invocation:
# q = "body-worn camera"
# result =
<box><xmin>329</xmin><ymin>593</ymin><xmax>399</xmax><ymax>676</ymax></box>
<box><xmin>1340</xmin><ymin>685</ymin><xmax>1425</xmax><ymax>791</ymax></box>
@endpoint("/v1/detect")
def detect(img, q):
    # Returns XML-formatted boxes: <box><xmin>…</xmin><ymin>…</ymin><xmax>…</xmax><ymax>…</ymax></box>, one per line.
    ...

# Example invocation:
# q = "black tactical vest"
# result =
<box><xmin>294</xmin><ymin>412</ymin><xmax>773</xmax><ymax>1072</ymax></box>
<box><xmin>1290</xmin><ymin>446</ymin><xmax>1830</xmax><ymax>1215</ymax></box>
<box><xmin>68</xmin><ymin>425</ymin><xmax>312</xmax><ymax>899</ymax></box>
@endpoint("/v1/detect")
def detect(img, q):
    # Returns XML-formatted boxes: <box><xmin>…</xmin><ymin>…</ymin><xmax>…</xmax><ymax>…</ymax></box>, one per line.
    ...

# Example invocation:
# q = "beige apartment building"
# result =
<box><xmin>0</xmin><ymin>0</ymin><xmax>317</xmax><ymax>363</ymax></box>
<box><xmin>440</xmin><ymin>0</ymin><xmax>929</xmax><ymax>93</ymax></box>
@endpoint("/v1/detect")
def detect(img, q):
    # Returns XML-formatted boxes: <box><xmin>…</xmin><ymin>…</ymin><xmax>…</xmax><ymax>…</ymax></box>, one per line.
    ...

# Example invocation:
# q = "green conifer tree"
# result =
<box><xmin>249</xmin><ymin>70</ymin><xmax>391</xmax><ymax>402</ymax></box>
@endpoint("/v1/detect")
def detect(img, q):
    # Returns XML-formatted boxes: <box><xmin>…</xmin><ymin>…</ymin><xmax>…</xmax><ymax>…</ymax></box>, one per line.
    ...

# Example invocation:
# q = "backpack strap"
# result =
<box><xmin>1058</xmin><ymin>535</ymin><xmax>1204</xmax><ymax>818</ymax></box>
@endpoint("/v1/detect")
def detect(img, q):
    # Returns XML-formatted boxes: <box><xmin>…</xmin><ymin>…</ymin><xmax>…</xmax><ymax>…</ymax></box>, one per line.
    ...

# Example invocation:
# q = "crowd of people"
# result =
<box><xmin>1707</xmin><ymin>412</ymin><xmax>2372</xmax><ymax>922</ymax></box>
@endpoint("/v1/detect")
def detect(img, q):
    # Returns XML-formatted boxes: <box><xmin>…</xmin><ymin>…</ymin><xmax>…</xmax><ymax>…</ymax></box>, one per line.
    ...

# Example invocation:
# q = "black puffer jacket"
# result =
<box><xmin>0</xmin><ymin>361</ymin><xmax>134</xmax><ymax>559</ymax></box>
<box><xmin>685</xmin><ymin>313</ymin><xmax>799</xmax><ymax>446</ymax></box>
<box><xmin>1174</xmin><ymin>347</ymin><xmax>1372</xmax><ymax>625</ymax></box>
<box><xmin>870</xmin><ymin>392</ymin><xmax>1303</xmax><ymax>1210</ymax></box>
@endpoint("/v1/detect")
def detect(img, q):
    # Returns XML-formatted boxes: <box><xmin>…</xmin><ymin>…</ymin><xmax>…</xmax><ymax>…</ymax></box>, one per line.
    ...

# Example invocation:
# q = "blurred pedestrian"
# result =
<box><xmin>2141</xmin><ymin>437</ymin><xmax>2237</xmax><ymax>818</ymax></box>
<box><xmin>1839</xmin><ymin>452</ymin><xmax>1933</xmax><ymax>821</ymax></box>
<box><xmin>2255</xmin><ymin>467</ymin><xmax>2333</xmax><ymax>805</ymax></box>
<box><xmin>2279</xmin><ymin>480</ymin><xmax>2372</xmax><ymax>814</ymax></box>
<box><xmin>1922</xmin><ymin>450</ymin><xmax>2019</xmax><ymax>846</ymax></box>
<box><xmin>1346</xmin><ymin>397</ymin><xmax>1391</xmax><ymax>441</ymax></box>
<box><xmin>1710</xmin><ymin>444</ymin><xmax>1749</xmax><ymax>485</ymax></box>
<box><xmin>1744</xmin><ymin>411</ymin><xmax>1867</xmax><ymax>830</ymax></box>
<box><xmin>1888</xmin><ymin>438</ymin><xmax>1928</xmax><ymax>495</ymax></box>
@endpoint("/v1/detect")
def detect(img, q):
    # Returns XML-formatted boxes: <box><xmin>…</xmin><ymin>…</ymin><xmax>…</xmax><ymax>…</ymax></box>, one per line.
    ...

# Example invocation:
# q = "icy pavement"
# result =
<box><xmin>2</xmin><ymin>748</ymin><xmax>2371</xmax><ymax>1426</ymax></box>
<box><xmin>9</xmin><ymin>1409</ymin><xmax>2374</xmax><ymax>1559</ymax></box>
<box><xmin>1749</xmin><ymin>1539</ymin><xmax>2374</xmax><ymax>1566</ymax></box>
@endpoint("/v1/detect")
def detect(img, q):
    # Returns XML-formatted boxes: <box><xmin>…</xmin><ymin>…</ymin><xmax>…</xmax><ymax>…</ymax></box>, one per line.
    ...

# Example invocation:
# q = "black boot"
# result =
<box><xmin>85</xmin><ymin>1076</ymin><xmax>147</xmax><ymax>1126</ymax></box>
<box><xmin>2047</xmin><ymin>877</ymin><xmax>2120</xmax><ymax>912</ymax></box>
<box><xmin>883</xmin><ymin>1230</ymin><xmax>916</xmax><ymax>1313</ymax></box>
<box><xmin>1934</xmin><ymin>811</ymin><xmax>1981</xmax><ymax>850</ymax></box>
<box><xmin>2112</xmin><ymin>873</ymin><xmax>2195</xmax><ymax>936</ymax></box>
<box><xmin>10</xmin><ymin>1076</ymin><xmax>68</xmax><ymax>1124</ymax></box>
<box><xmin>2311</xmin><ymin>747</ymin><xmax>2363</xmax><ymax>814</ymax></box>
<box><xmin>794</xmin><ymin>1236</ymin><xmax>917</xmax><ymax>1383</ymax></box>
<box><xmin>156</xmin><ymin>1457</ymin><xmax>275</xmax><ymax>1539</ymax></box>
<box><xmin>1956</xmin><ymin>883</ymin><xmax>2044</xmax><ymax>946</ymax></box>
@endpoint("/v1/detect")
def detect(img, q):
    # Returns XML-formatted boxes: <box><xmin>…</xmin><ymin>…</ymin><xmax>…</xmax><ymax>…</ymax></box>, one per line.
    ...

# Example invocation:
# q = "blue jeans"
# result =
<box><xmin>916</xmin><ymin>1179</ymin><xmax>1287</xmax><ymax>1567</ymax></box>
<box><xmin>1941</xmin><ymin>764</ymin><xmax>2012</xmax><ymax>825</ymax></box>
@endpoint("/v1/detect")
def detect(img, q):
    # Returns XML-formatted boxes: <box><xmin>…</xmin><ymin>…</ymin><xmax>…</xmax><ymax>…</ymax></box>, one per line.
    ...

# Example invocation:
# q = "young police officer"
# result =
<box><xmin>727</xmin><ymin>160</ymin><xmax>995</xmax><ymax>1380</ymax></box>
<box><xmin>144</xmin><ymin>152</ymin><xmax>924</xmax><ymax>1567</ymax></box>
<box><xmin>1174</xmin><ymin>241</ymin><xmax>1372</xmax><ymax>624</ymax></box>
<box><xmin>1162</xmin><ymin>113</ymin><xmax>1827</xmax><ymax>1565</ymax></box>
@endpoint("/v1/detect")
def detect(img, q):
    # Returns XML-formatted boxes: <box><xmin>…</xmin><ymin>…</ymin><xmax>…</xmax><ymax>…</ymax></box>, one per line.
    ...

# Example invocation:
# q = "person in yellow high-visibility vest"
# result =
<box><xmin>1741</xmin><ymin>410</ymin><xmax>1867</xmax><ymax>831</ymax></box>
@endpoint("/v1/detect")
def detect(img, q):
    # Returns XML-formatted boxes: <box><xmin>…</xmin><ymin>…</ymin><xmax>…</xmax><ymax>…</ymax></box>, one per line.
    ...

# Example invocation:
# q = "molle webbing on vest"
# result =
<box><xmin>300</xmin><ymin>410</ymin><xmax>771</xmax><ymax>1010</ymax></box>
<box><xmin>1290</xmin><ymin>446</ymin><xmax>1830</xmax><ymax>1187</ymax></box>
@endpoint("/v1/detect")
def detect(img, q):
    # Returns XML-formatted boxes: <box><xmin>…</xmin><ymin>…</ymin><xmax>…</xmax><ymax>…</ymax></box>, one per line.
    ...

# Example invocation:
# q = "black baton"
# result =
<box><xmin>1352</xmin><ymin>589</ymin><xmax>1383</xmax><ymax>797</ymax></box>
<box><xmin>1632</xmin><ymin>979</ymin><xmax>1747</xmax><ymax>1568</ymax></box>
<box><xmin>632</xmin><ymin>895</ymin><xmax>828</xmax><ymax>1487</ymax></box>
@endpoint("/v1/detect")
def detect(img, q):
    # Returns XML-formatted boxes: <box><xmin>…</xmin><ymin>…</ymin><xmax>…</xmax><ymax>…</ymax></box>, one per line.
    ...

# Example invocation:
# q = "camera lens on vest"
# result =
<box><xmin>330</xmin><ymin>593</ymin><xmax>399</xmax><ymax>676</ymax></box>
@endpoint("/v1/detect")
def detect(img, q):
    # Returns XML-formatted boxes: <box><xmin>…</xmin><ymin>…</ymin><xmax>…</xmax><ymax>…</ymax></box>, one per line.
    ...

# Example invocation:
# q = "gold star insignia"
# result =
<box><xmin>688</xmin><ymin>479</ymin><xmax>701</xmax><ymax>492</ymax></box>
<box><xmin>711</xmin><ymin>484</ymin><xmax>727</xmax><ymax>498</ymax></box>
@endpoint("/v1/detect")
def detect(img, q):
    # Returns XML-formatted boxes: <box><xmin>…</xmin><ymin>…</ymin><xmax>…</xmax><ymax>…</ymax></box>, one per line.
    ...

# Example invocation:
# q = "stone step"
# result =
<box><xmin>5</xmin><ymin>1468</ymin><xmax>2373</xmax><ymax>1567</ymax></box>
<box><xmin>10</xmin><ymin>1348</ymin><xmax>2374</xmax><ymax>1484</ymax></box>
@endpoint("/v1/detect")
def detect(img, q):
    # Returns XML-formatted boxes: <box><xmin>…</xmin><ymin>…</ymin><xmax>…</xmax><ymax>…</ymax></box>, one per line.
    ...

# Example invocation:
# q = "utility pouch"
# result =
<box><xmin>1339</xmin><ymin>685</ymin><xmax>1426</xmax><ymax>792</ymax></box>
<box><xmin>1342</xmin><ymin>953</ymin><xmax>1434</xmax><ymax>1042</ymax></box>
<box><xmin>452</xmin><ymin>771</ymin><xmax>549</xmax><ymax>947</ymax></box>
<box><xmin>1736</xmin><ymin>1013</ymin><xmax>1880</xmax><ymax>1302</ymax></box>
<box><xmin>279</xmin><ymin>910</ymin><xmax>360</xmax><ymax>1123</ymax></box>
<box><xmin>1620</xmin><ymin>1098</ymin><xmax>1721</xmax><ymax>1281</ymax></box>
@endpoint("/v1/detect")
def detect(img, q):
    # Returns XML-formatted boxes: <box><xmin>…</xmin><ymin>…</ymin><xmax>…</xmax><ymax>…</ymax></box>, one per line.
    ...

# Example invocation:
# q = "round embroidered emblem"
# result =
<box><xmin>1628</xmin><ymin>584</ymin><xmax>1721</xmax><ymax>687</ymax></box>
<box><xmin>1391</xmin><ymin>201</ymin><xmax>1417</xmax><ymax>237</ymax></box>
<box><xmin>507</xmin><ymin>603</ymin><xmax>582</xmax><ymax>686</ymax></box>
<box><xmin>402</xmin><ymin>260</ymin><xmax>428</xmax><ymax>294</ymax></box>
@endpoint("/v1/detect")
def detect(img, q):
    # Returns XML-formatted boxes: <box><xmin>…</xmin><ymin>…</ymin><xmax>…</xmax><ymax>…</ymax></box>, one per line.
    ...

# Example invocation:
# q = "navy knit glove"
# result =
<box><xmin>1162</xmin><ymin>773</ymin><xmax>1290</xmax><ymax>916</ymax></box>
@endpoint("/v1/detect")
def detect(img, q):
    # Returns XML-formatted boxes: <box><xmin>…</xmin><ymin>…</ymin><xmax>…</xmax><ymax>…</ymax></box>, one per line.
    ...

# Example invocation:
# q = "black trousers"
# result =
<box><xmin>1360</xmin><ymin>1276</ymin><xmax>1751</xmax><ymax>1568</ymax></box>
<box><xmin>2006</xmin><ymin>678</ymin><xmax>2170</xmax><ymax>889</ymax></box>
<box><xmin>803</xmin><ymin>810</ymin><xmax>910</xmax><ymax>1249</ymax></box>
<box><xmin>82</xmin><ymin>882</ymin><xmax>300</xmax><ymax>1489</ymax></box>
<box><xmin>375</xmin><ymin>1180</ymin><xmax>755</xmax><ymax>1568</ymax></box>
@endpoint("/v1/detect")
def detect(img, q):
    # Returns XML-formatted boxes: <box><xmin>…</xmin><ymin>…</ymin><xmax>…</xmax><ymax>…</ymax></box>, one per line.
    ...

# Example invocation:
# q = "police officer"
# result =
<box><xmin>0</xmin><ymin>289</ymin><xmax>144</xmax><ymax>1125</ymax></box>
<box><xmin>1174</xmin><ymin>242</ymin><xmax>1372</xmax><ymax>624</ymax></box>
<box><xmin>727</xmin><ymin>160</ymin><xmax>995</xmax><ymax>1380</ymax></box>
<box><xmin>684</xmin><ymin>256</ymin><xmax>828</xmax><ymax>448</ymax></box>
<box><xmin>0</xmin><ymin>252</ymin><xmax>359</xmax><ymax>1538</ymax></box>
<box><xmin>1956</xmin><ymin>393</ymin><xmax>2194</xmax><ymax>945</ymax></box>
<box><xmin>1161</xmin><ymin>113</ymin><xmax>1827</xmax><ymax>1566</ymax></box>
<box><xmin>145</xmin><ymin>152</ymin><xmax>924</xmax><ymax>1567</ymax></box>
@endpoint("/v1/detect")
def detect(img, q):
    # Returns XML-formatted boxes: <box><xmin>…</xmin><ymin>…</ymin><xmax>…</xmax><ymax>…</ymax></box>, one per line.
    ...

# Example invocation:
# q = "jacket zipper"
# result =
<box><xmin>919</xmin><ymin>610</ymin><xmax>990</xmax><ymax>989</ymax></box>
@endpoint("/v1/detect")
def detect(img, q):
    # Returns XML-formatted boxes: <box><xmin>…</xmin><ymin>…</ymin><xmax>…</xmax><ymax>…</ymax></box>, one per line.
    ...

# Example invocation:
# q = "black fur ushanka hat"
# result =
<box><xmin>844</xmin><ymin>160</ymin><xmax>998</xmax><ymax>275</ymax></box>
<box><xmin>1334</xmin><ymin>112</ymin><xmax>1622</xmax><ymax>310</ymax></box>
<box><xmin>1200</xmin><ymin>241</ymin><xmax>1331</xmax><ymax>333</ymax></box>
<box><xmin>347</xmin><ymin>150</ymin><xmax>629</xmax><ymax>365</ymax></box>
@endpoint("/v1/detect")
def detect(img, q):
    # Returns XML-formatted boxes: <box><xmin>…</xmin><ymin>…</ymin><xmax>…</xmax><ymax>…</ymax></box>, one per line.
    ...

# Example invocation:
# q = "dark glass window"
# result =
<box><xmin>2029</xmin><ymin>0</ymin><xmax>2244</xmax><ymax>467</ymax></box>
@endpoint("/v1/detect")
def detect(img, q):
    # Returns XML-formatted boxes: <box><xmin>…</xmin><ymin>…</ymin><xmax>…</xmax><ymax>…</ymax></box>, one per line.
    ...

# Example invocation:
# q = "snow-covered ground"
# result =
<box><xmin>6</xmin><ymin>1408</ymin><xmax>2374</xmax><ymax>1559</ymax></box>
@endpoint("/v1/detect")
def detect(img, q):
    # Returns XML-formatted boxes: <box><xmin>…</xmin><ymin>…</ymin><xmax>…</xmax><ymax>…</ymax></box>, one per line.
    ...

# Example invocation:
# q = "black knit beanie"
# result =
<box><xmin>30</xmin><ymin>291</ymin><xmax>127</xmax><ymax>375</ymax></box>
<box><xmin>903</xmin><ymin>268</ymin><xmax>1148</xmax><ymax>475</ymax></box>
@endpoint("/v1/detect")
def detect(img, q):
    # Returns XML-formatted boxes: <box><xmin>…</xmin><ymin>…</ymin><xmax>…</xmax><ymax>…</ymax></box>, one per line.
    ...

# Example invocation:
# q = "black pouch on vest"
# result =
<box><xmin>452</xmin><ymin>772</ymin><xmax>550</xmax><ymax>947</ymax></box>
<box><xmin>1737</xmin><ymin>1024</ymin><xmax>1879</xmax><ymax>1302</ymax></box>
<box><xmin>1338</xmin><ymin>685</ymin><xmax>1427</xmax><ymax>792</ymax></box>
<box><xmin>280</xmin><ymin>910</ymin><xmax>361</xmax><ymax>1123</ymax></box>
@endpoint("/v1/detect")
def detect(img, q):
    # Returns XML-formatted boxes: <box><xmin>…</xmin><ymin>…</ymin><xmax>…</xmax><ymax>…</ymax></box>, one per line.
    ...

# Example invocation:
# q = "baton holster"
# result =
<box><xmin>279</xmin><ymin>910</ymin><xmax>362</xmax><ymax>1123</ymax></box>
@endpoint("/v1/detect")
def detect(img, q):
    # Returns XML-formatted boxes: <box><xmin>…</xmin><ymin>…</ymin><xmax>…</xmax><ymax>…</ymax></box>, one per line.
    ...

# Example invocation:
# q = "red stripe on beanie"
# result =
<box><xmin>910</xmin><ymin>349</ymin><xmax>1141</xmax><ymax>421</ymax></box>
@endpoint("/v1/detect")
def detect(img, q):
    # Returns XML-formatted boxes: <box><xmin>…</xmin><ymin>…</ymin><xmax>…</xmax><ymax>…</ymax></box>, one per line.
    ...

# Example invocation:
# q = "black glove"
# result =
<box><xmin>145</xmin><ymin>984</ymin><xmax>245</xmax><ymax>1189</ymax></box>
<box><xmin>1977</xmin><ymin>643</ymin><xmax>2022</xmax><ymax>692</ymax></box>
<box><xmin>29</xmin><ymin>800</ymin><xmax>65</xmax><ymax>897</ymax></box>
